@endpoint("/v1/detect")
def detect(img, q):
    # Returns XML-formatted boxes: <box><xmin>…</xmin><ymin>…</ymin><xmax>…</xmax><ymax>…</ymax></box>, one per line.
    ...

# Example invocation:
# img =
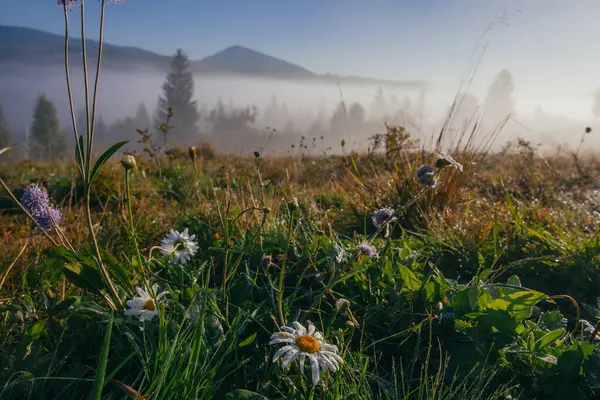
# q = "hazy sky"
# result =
<box><xmin>2</xmin><ymin>0</ymin><xmax>600</xmax><ymax>118</ymax></box>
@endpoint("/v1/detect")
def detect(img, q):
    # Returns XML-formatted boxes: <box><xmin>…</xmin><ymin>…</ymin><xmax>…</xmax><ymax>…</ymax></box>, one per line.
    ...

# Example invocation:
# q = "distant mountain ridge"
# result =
<box><xmin>0</xmin><ymin>25</ymin><xmax>426</xmax><ymax>87</ymax></box>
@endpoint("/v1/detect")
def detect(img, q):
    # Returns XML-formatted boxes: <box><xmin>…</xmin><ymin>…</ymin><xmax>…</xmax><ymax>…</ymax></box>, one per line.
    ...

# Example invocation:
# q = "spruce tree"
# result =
<box><xmin>484</xmin><ymin>69</ymin><xmax>515</xmax><ymax>124</ymax></box>
<box><xmin>0</xmin><ymin>105</ymin><xmax>12</xmax><ymax>150</ymax></box>
<box><xmin>134</xmin><ymin>102</ymin><xmax>151</xmax><ymax>130</ymax></box>
<box><xmin>157</xmin><ymin>49</ymin><xmax>199</xmax><ymax>146</ymax></box>
<box><xmin>30</xmin><ymin>94</ymin><xmax>67</xmax><ymax>161</ymax></box>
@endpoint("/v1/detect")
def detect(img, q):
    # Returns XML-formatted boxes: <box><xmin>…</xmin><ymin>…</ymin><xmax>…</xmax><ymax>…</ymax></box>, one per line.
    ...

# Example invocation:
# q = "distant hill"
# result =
<box><xmin>0</xmin><ymin>25</ymin><xmax>426</xmax><ymax>87</ymax></box>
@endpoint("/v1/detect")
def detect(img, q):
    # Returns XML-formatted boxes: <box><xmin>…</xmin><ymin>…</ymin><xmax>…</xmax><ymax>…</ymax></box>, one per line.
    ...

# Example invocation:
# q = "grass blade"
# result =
<box><xmin>89</xmin><ymin>311</ymin><xmax>114</xmax><ymax>400</ymax></box>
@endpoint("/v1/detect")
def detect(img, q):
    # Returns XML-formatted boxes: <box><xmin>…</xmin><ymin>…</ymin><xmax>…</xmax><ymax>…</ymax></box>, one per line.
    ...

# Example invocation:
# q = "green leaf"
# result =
<box><xmin>29</xmin><ymin>320</ymin><xmax>47</xmax><ymax>340</ymax></box>
<box><xmin>399</xmin><ymin>265</ymin><xmax>421</xmax><ymax>291</ymax></box>
<box><xmin>50</xmin><ymin>298</ymin><xmax>77</xmax><ymax>316</ymax></box>
<box><xmin>505</xmin><ymin>275</ymin><xmax>522</xmax><ymax>294</ymax></box>
<box><xmin>89</xmin><ymin>141</ymin><xmax>128</xmax><ymax>184</ymax></box>
<box><xmin>453</xmin><ymin>286</ymin><xmax>480</xmax><ymax>314</ymax></box>
<box><xmin>100</xmin><ymin>248</ymin><xmax>133</xmax><ymax>295</ymax></box>
<box><xmin>226</xmin><ymin>389</ymin><xmax>270</xmax><ymax>400</ymax></box>
<box><xmin>238</xmin><ymin>332</ymin><xmax>257</xmax><ymax>348</ymax></box>
<box><xmin>478</xmin><ymin>310</ymin><xmax>519</xmax><ymax>337</ymax></box>
<box><xmin>535</xmin><ymin>328</ymin><xmax>566</xmax><ymax>351</ymax></box>
<box><xmin>89</xmin><ymin>312</ymin><xmax>114</xmax><ymax>400</ymax></box>
<box><xmin>487</xmin><ymin>290</ymin><xmax>548</xmax><ymax>321</ymax></box>
<box><xmin>539</xmin><ymin>311</ymin><xmax>568</xmax><ymax>330</ymax></box>
<box><xmin>63</xmin><ymin>262</ymin><xmax>105</xmax><ymax>294</ymax></box>
<box><xmin>423</xmin><ymin>281</ymin><xmax>441</xmax><ymax>304</ymax></box>
<box><xmin>44</xmin><ymin>246</ymin><xmax>78</xmax><ymax>264</ymax></box>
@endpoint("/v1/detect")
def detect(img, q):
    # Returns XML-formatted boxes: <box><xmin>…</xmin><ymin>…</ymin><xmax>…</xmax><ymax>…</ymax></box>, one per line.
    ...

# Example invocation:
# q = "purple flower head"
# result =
<box><xmin>416</xmin><ymin>165</ymin><xmax>437</xmax><ymax>186</ymax></box>
<box><xmin>359</xmin><ymin>242</ymin><xmax>377</xmax><ymax>258</ymax></box>
<box><xmin>37</xmin><ymin>206</ymin><xmax>63</xmax><ymax>231</ymax></box>
<box><xmin>20</xmin><ymin>184</ymin><xmax>62</xmax><ymax>231</ymax></box>
<box><xmin>372</xmin><ymin>207</ymin><xmax>395</xmax><ymax>227</ymax></box>
<box><xmin>21</xmin><ymin>184</ymin><xmax>50</xmax><ymax>216</ymax></box>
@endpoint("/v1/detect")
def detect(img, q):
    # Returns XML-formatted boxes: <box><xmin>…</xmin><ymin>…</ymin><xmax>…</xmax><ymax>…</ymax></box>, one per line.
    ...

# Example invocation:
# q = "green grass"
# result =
<box><xmin>1</xmin><ymin>147</ymin><xmax>600</xmax><ymax>399</ymax></box>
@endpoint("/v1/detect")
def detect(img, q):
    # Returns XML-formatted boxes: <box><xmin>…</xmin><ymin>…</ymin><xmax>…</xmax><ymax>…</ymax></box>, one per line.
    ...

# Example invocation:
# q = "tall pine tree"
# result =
<box><xmin>157</xmin><ymin>49</ymin><xmax>199</xmax><ymax>146</ymax></box>
<box><xmin>0</xmin><ymin>105</ymin><xmax>12</xmax><ymax>150</ymax></box>
<box><xmin>30</xmin><ymin>94</ymin><xmax>67</xmax><ymax>161</ymax></box>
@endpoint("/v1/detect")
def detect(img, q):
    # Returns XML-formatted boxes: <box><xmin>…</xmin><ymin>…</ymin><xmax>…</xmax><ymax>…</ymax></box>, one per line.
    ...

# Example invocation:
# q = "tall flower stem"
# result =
<box><xmin>88</xmin><ymin>0</ymin><xmax>107</xmax><ymax>167</ymax></box>
<box><xmin>277</xmin><ymin>209</ymin><xmax>295</xmax><ymax>326</ymax></box>
<box><xmin>125</xmin><ymin>168</ymin><xmax>151</xmax><ymax>292</ymax></box>
<box><xmin>62</xmin><ymin>4</ymin><xmax>85</xmax><ymax>180</ymax></box>
<box><xmin>74</xmin><ymin>0</ymin><xmax>121</xmax><ymax>308</ymax></box>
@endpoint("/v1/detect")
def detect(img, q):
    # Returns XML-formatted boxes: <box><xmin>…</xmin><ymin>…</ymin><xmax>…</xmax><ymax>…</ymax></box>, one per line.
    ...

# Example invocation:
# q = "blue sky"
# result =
<box><xmin>2</xmin><ymin>1</ymin><xmax>600</xmax><ymax>102</ymax></box>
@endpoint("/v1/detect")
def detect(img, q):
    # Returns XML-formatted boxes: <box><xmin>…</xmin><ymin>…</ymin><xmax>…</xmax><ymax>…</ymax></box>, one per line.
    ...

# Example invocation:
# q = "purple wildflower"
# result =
<box><xmin>416</xmin><ymin>165</ymin><xmax>437</xmax><ymax>186</ymax></box>
<box><xmin>372</xmin><ymin>207</ymin><xmax>395</xmax><ymax>227</ymax></box>
<box><xmin>21</xmin><ymin>184</ymin><xmax>50</xmax><ymax>215</ymax></box>
<box><xmin>37</xmin><ymin>206</ymin><xmax>63</xmax><ymax>231</ymax></box>
<box><xmin>20</xmin><ymin>184</ymin><xmax>62</xmax><ymax>231</ymax></box>
<box><xmin>441</xmin><ymin>310</ymin><xmax>457</xmax><ymax>321</ymax></box>
<box><xmin>359</xmin><ymin>242</ymin><xmax>377</xmax><ymax>257</ymax></box>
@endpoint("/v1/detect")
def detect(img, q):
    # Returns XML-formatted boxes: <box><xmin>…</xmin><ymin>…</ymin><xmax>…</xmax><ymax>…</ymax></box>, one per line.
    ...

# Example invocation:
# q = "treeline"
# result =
<box><xmin>6</xmin><ymin>46</ymin><xmax>600</xmax><ymax>159</ymax></box>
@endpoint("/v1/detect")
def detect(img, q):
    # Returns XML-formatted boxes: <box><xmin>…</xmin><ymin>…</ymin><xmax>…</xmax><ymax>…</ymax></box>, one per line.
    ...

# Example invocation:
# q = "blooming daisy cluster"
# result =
<box><xmin>270</xmin><ymin>321</ymin><xmax>343</xmax><ymax>385</ymax></box>
<box><xmin>21</xmin><ymin>184</ymin><xmax>62</xmax><ymax>231</ymax></box>
<box><xmin>160</xmin><ymin>228</ymin><xmax>198</xmax><ymax>265</ymax></box>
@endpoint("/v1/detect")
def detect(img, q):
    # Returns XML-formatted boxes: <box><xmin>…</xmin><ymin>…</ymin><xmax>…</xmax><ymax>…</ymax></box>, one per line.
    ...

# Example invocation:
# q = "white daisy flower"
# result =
<box><xmin>160</xmin><ymin>228</ymin><xmax>198</xmax><ymax>265</ymax></box>
<box><xmin>124</xmin><ymin>284</ymin><xmax>168</xmax><ymax>322</ymax></box>
<box><xmin>269</xmin><ymin>321</ymin><xmax>344</xmax><ymax>385</ymax></box>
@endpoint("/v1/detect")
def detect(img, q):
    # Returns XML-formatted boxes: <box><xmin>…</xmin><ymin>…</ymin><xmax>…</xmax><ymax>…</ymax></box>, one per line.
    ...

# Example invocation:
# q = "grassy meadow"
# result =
<box><xmin>2</xmin><ymin>136</ymin><xmax>600</xmax><ymax>399</ymax></box>
<box><xmin>3</xmin><ymin>1</ymin><xmax>600</xmax><ymax>399</ymax></box>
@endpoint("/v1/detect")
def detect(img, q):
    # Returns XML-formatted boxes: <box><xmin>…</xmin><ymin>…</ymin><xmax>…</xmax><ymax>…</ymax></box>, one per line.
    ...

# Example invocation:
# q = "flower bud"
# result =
<box><xmin>189</xmin><ymin>146</ymin><xmax>196</xmax><ymax>161</ymax></box>
<box><xmin>288</xmin><ymin>197</ymin><xmax>299</xmax><ymax>212</ymax></box>
<box><xmin>335</xmin><ymin>298</ymin><xmax>351</xmax><ymax>312</ymax></box>
<box><xmin>121</xmin><ymin>153</ymin><xmax>137</xmax><ymax>170</ymax></box>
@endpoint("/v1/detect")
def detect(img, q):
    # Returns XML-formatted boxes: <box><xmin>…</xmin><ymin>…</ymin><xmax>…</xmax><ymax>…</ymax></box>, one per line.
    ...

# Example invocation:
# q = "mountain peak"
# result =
<box><xmin>191</xmin><ymin>45</ymin><xmax>315</xmax><ymax>78</ymax></box>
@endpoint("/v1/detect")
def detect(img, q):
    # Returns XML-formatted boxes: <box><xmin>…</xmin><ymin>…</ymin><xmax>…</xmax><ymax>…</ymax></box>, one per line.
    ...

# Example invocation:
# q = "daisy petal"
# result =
<box><xmin>268</xmin><ymin>338</ymin><xmax>296</xmax><ymax>345</ymax></box>
<box><xmin>321</xmin><ymin>351</ymin><xmax>344</xmax><ymax>364</ymax></box>
<box><xmin>272</xmin><ymin>345</ymin><xmax>295</xmax><ymax>363</ymax></box>
<box><xmin>281</xmin><ymin>348</ymin><xmax>301</xmax><ymax>368</ymax></box>
<box><xmin>299</xmin><ymin>354</ymin><xmax>306</xmax><ymax>373</ymax></box>
<box><xmin>281</xmin><ymin>326</ymin><xmax>295</xmax><ymax>334</ymax></box>
<box><xmin>321</xmin><ymin>343</ymin><xmax>338</xmax><ymax>352</ymax></box>
<box><xmin>309</xmin><ymin>353</ymin><xmax>320</xmax><ymax>385</ymax></box>
<box><xmin>292</xmin><ymin>321</ymin><xmax>306</xmax><ymax>335</ymax></box>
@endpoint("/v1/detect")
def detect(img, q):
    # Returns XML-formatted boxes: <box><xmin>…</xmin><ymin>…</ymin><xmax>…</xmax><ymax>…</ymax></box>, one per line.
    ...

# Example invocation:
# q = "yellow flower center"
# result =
<box><xmin>295</xmin><ymin>335</ymin><xmax>320</xmax><ymax>353</ymax></box>
<box><xmin>144</xmin><ymin>299</ymin><xmax>155</xmax><ymax>312</ymax></box>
